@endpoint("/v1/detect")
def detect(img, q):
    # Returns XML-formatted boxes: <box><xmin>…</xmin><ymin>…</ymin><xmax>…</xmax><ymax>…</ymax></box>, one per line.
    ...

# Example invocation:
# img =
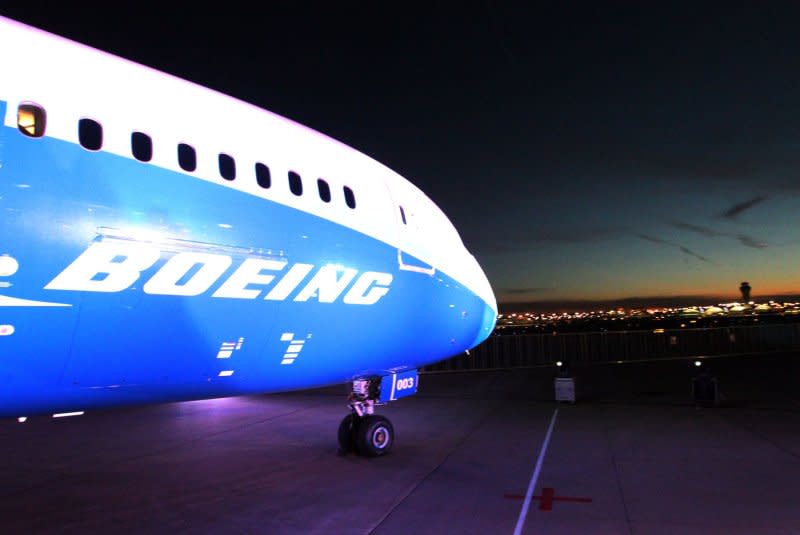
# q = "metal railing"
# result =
<box><xmin>423</xmin><ymin>323</ymin><xmax>800</xmax><ymax>372</ymax></box>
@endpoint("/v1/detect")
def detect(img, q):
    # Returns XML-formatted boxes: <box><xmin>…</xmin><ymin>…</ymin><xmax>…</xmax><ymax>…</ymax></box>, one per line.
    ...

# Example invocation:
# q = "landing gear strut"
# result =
<box><xmin>338</xmin><ymin>378</ymin><xmax>395</xmax><ymax>457</ymax></box>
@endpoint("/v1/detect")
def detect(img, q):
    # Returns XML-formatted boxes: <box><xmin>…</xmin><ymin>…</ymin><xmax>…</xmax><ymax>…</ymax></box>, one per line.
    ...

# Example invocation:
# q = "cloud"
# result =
<box><xmin>721</xmin><ymin>196</ymin><xmax>767</xmax><ymax>219</ymax></box>
<box><xmin>678</xmin><ymin>246</ymin><xmax>712</xmax><ymax>263</ymax></box>
<box><xmin>638</xmin><ymin>234</ymin><xmax>671</xmax><ymax>246</ymax></box>
<box><xmin>670</xmin><ymin>220</ymin><xmax>768</xmax><ymax>249</ymax></box>
<box><xmin>605</xmin><ymin>146</ymin><xmax>800</xmax><ymax>185</ymax></box>
<box><xmin>671</xmin><ymin>221</ymin><xmax>722</xmax><ymax>237</ymax></box>
<box><xmin>470</xmin><ymin>226</ymin><xmax>622</xmax><ymax>254</ymax></box>
<box><xmin>638</xmin><ymin>234</ymin><xmax>713</xmax><ymax>264</ymax></box>
<box><xmin>520</xmin><ymin>227</ymin><xmax>622</xmax><ymax>244</ymax></box>
<box><xmin>499</xmin><ymin>295</ymin><xmax>721</xmax><ymax>312</ymax></box>
<box><xmin>736</xmin><ymin>234</ymin><xmax>767</xmax><ymax>249</ymax></box>
<box><xmin>500</xmin><ymin>287</ymin><xmax>555</xmax><ymax>295</ymax></box>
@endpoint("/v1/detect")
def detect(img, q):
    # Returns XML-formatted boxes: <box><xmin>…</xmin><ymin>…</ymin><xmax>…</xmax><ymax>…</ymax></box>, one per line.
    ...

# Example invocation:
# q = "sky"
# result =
<box><xmin>4</xmin><ymin>2</ymin><xmax>800</xmax><ymax>310</ymax></box>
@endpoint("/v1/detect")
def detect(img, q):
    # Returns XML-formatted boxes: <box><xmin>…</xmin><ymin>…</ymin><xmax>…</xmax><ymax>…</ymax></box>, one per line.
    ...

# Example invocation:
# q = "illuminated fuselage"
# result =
<box><xmin>0</xmin><ymin>17</ymin><xmax>496</xmax><ymax>417</ymax></box>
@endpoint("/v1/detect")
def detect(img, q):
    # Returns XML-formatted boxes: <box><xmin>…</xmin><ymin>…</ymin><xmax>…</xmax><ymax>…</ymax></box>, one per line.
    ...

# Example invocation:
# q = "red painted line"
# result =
<box><xmin>504</xmin><ymin>488</ymin><xmax>593</xmax><ymax>510</ymax></box>
<box><xmin>552</xmin><ymin>496</ymin><xmax>592</xmax><ymax>503</ymax></box>
<box><xmin>539</xmin><ymin>487</ymin><xmax>554</xmax><ymax>511</ymax></box>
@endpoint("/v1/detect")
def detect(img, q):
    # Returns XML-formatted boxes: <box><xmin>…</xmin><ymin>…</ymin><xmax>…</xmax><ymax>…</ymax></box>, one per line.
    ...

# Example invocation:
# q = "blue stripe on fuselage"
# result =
<box><xmin>0</xmin><ymin>106</ymin><xmax>489</xmax><ymax>416</ymax></box>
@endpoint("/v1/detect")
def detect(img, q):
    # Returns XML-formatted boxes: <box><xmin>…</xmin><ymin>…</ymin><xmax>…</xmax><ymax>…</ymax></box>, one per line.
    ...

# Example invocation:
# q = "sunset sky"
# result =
<box><xmin>4</xmin><ymin>2</ymin><xmax>800</xmax><ymax>309</ymax></box>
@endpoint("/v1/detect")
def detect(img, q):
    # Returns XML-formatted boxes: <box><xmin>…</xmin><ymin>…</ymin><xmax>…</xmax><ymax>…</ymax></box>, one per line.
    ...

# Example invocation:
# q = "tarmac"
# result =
<box><xmin>1</xmin><ymin>353</ymin><xmax>799</xmax><ymax>534</ymax></box>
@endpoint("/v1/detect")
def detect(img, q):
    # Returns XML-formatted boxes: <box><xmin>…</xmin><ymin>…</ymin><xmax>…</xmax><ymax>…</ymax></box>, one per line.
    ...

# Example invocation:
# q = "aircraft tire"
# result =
<box><xmin>355</xmin><ymin>415</ymin><xmax>394</xmax><ymax>457</ymax></box>
<box><xmin>337</xmin><ymin>413</ymin><xmax>357</xmax><ymax>454</ymax></box>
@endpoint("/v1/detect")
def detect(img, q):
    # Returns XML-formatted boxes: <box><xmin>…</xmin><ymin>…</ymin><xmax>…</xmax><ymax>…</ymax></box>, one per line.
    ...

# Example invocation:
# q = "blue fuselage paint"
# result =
<box><xmin>0</xmin><ymin>101</ymin><xmax>493</xmax><ymax>416</ymax></box>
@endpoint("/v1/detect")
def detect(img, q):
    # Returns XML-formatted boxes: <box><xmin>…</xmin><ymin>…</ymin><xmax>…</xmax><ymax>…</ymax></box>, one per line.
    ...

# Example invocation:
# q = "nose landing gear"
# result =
<box><xmin>338</xmin><ymin>371</ymin><xmax>417</xmax><ymax>457</ymax></box>
<box><xmin>337</xmin><ymin>378</ymin><xmax>395</xmax><ymax>457</ymax></box>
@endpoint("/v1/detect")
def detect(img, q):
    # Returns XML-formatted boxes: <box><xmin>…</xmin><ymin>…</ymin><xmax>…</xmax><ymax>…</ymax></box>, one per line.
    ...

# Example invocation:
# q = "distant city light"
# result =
<box><xmin>556</xmin><ymin>361</ymin><xmax>563</xmax><ymax>367</ymax></box>
<box><xmin>52</xmin><ymin>411</ymin><xmax>84</xmax><ymax>418</ymax></box>
<box><xmin>694</xmin><ymin>361</ymin><xmax>702</xmax><ymax>367</ymax></box>
<box><xmin>494</xmin><ymin>299</ymin><xmax>800</xmax><ymax>335</ymax></box>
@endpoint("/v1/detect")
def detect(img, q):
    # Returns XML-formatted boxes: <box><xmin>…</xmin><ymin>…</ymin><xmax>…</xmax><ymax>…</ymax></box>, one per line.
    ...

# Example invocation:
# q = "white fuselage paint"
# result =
<box><xmin>0</xmin><ymin>16</ymin><xmax>497</xmax><ymax>316</ymax></box>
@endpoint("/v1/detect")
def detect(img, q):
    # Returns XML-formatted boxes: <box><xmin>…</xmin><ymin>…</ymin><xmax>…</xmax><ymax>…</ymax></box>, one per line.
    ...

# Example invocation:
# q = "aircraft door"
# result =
<box><xmin>0</xmin><ymin>98</ymin><xmax>81</xmax><ymax>390</ymax></box>
<box><xmin>388</xmin><ymin>186</ymin><xmax>435</xmax><ymax>276</ymax></box>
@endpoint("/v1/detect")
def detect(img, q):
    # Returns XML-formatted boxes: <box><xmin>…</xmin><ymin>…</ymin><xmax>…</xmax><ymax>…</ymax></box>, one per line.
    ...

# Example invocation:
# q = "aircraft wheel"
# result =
<box><xmin>356</xmin><ymin>415</ymin><xmax>394</xmax><ymax>457</ymax></box>
<box><xmin>337</xmin><ymin>413</ymin><xmax>357</xmax><ymax>454</ymax></box>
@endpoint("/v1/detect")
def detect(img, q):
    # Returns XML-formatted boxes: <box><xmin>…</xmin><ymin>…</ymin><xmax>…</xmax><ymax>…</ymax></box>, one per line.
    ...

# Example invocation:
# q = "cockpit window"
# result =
<box><xmin>17</xmin><ymin>103</ymin><xmax>46</xmax><ymax>138</ymax></box>
<box><xmin>78</xmin><ymin>118</ymin><xmax>103</xmax><ymax>151</ymax></box>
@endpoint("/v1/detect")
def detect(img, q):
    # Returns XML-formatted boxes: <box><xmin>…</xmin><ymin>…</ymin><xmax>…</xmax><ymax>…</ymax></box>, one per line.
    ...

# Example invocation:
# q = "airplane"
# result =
<box><xmin>0</xmin><ymin>16</ymin><xmax>497</xmax><ymax>457</ymax></box>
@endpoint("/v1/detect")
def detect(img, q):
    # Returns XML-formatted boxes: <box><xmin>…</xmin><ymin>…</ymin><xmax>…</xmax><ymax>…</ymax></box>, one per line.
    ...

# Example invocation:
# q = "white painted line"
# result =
<box><xmin>53</xmin><ymin>411</ymin><xmax>85</xmax><ymax>418</ymax></box>
<box><xmin>0</xmin><ymin>295</ymin><xmax>72</xmax><ymax>307</ymax></box>
<box><xmin>218</xmin><ymin>370</ymin><xmax>234</xmax><ymax>377</ymax></box>
<box><xmin>513</xmin><ymin>406</ymin><xmax>559</xmax><ymax>535</ymax></box>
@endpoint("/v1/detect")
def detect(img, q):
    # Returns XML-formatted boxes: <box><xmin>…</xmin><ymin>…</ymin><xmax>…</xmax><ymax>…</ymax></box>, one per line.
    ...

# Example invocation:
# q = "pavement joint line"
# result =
<box><xmin>605</xmin><ymin>406</ymin><xmax>634</xmax><ymax>535</ymax></box>
<box><xmin>512</xmin><ymin>405</ymin><xmax>559</xmax><ymax>535</ymax></box>
<box><xmin>0</xmin><ymin>403</ymin><xmax>321</xmax><ymax>501</ymax></box>
<box><xmin>723</xmin><ymin>413</ymin><xmax>800</xmax><ymax>462</ymax></box>
<box><xmin>364</xmin><ymin>401</ymin><xmax>500</xmax><ymax>535</ymax></box>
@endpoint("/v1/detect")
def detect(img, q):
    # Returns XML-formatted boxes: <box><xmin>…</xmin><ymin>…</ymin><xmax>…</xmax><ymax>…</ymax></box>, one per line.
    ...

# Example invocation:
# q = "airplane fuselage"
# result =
<box><xmin>0</xmin><ymin>17</ymin><xmax>497</xmax><ymax>418</ymax></box>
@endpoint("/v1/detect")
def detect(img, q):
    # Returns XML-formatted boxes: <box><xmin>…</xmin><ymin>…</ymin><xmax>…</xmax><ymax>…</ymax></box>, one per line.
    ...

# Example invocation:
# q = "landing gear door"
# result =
<box><xmin>379</xmin><ymin>370</ymin><xmax>419</xmax><ymax>402</ymax></box>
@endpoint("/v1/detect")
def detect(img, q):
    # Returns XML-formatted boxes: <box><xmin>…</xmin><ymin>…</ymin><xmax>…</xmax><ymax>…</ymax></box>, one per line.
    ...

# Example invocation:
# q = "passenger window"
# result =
<box><xmin>78</xmin><ymin>118</ymin><xmax>103</xmax><ymax>151</ymax></box>
<box><xmin>219</xmin><ymin>153</ymin><xmax>236</xmax><ymax>181</ymax></box>
<box><xmin>289</xmin><ymin>171</ymin><xmax>303</xmax><ymax>196</ymax></box>
<box><xmin>178</xmin><ymin>143</ymin><xmax>197</xmax><ymax>172</ymax></box>
<box><xmin>17</xmin><ymin>103</ymin><xmax>46</xmax><ymax>138</ymax></box>
<box><xmin>400</xmin><ymin>206</ymin><xmax>407</xmax><ymax>224</ymax></box>
<box><xmin>317</xmin><ymin>179</ymin><xmax>331</xmax><ymax>203</ymax></box>
<box><xmin>255</xmin><ymin>162</ymin><xmax>271</xmax><ymax>188</ymax></box>
<box><xmin>131</xmin><ymin>132</ymin><xmax>153</xmax><ymax>162</ymax></box>
<box><xmin>344</xmin><ymin>186</ymin><xmax>356</xmax><ymax>209</ymax></box>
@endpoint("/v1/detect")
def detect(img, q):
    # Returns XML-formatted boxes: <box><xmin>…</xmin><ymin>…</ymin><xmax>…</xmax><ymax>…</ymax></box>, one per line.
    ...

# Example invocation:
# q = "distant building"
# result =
<box><xmin>740</xmin><ymin>282</ymin><xmax>752</xmax><ymax>302</ymax></box>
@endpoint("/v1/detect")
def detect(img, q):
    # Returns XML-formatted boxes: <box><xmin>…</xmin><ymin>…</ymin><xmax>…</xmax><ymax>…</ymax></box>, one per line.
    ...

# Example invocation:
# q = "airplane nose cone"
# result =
<box><xmin>470</xmin><ymin>297</ymin><xmax>497</xmax><ymax>349</ymax></box>
<box><xmin>466</xmin><ymin>258</ymin><xmax>497</xmax><ymax>349</ymax></box>
<box><xmin>453</xmin><ymin>252</ymin><xmax>497</xmax><ymax>350</ymax></box>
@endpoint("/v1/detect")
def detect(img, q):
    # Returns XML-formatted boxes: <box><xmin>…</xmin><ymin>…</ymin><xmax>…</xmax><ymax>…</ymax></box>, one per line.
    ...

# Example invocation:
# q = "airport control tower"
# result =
<box><xmin>740</xmin><ymin>281</ymin><xmax>752</xmax><ymax>302</ymax></box>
